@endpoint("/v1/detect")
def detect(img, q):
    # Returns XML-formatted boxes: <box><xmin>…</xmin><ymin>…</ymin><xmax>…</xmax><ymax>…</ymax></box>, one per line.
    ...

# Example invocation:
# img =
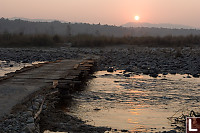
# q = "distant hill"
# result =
<box><xmin>1</xmin><ymin>18</ymin><xmax>200</xmax><ymax>37</ymax></box>
<box><xmin>122</xmin><ymin>22</ymin><xmax>195</xmax><ymax>29</ymax></box>
<box><xmin>9</xmin><ymin>17</ymin><xmax>67</xmax><ymax>23</ymax></box>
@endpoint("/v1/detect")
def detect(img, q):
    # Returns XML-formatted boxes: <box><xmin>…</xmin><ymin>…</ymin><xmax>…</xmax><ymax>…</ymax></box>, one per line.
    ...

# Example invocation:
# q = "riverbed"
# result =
<box><xmin>0</xmin><ymin>60</ymin><xmax>45</xmax><ymax>77</ymax></box>
<box><xmin>67</xmin><ymin>70</ymin><xmax>200</xmax><ymax>132</ymax></box>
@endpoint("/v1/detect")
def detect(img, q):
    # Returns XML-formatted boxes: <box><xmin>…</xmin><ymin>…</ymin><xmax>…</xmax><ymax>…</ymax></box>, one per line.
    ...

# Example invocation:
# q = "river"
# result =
<box><xmin>67</xmin><ymin>70</ymin><xmax>200</xmax><ymax>132</ymax></box>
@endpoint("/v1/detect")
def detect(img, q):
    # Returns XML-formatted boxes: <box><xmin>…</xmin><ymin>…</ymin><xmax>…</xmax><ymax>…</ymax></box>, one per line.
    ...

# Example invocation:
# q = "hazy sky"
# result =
<box><xmin>1</xmin><ymin>0</ymin><xmax>200</xmax><ymax>28</ymax></box>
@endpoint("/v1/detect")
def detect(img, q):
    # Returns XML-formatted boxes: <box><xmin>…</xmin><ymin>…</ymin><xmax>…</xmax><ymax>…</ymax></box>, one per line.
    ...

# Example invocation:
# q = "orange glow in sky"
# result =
<box><xmin>0</xmin><ymin>0</ymin><xmax>200</xmax><ymax>28</ymax></box>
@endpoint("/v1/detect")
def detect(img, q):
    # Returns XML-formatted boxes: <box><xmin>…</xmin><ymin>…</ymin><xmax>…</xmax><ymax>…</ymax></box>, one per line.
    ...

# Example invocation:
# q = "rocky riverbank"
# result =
<box><xmin>1</xmin><ymin>46</ymin><xmax>200</xmax><ymax>77</ymax></box>
<box><xmin>0</xmin><ymin>48</ymin><xmax>81</xmax><ymax>63</ymax></box>
<box><xmin>97</xmin><ymin>47</ymin><xmax>200</xmax><ymax>77</ymax></box>
<box><xmin>0</xmin><ymin>90</ymin><xmax>46</xmax><ymax>133</ymax></box>
<box><xmin>0</xmin><ymin>46</ymin><xmax>200</xmax><ymax>133</ymax></box>
<box><xmin>39</xmin><ymin>88</ymin><xmax>111</xmax><ymax>133</ymax></box>
<box><xmin>0</xmin><ymin>82</ymin><xmax>111</xmax><ymax>133</ymax></box>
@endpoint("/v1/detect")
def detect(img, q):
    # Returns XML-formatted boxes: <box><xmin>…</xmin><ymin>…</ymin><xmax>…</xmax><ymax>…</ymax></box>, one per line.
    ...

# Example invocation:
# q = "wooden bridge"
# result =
<box><xmin>0</xmin><ymin>59</ymin><xmax>95</xmax><ymax>118</ymax></box>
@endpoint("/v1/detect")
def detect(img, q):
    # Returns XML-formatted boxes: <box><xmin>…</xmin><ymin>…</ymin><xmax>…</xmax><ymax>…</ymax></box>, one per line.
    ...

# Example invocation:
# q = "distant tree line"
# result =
<box><xmin>0</xmin><ymin>32</ymin><xmax>200</xmax><ymax>47</ymax></box>
<box><xmin>0</xmin><ymin>32</ymin><xmax>63</xmax><ymax>47</ymax></box>
<box><xmin>1</xmin><ymin>18</ymin><xmax>200</xmax><ymax>37</ymax></box>
<box><xmin>70</xmin><ymin>34</ymin><xmax>200</xmax><ymax>47</ymax></box>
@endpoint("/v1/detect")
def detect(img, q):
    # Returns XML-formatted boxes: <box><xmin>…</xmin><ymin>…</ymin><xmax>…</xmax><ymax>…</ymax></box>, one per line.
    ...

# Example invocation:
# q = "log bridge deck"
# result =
<box><xmin>0</xmin><ymin>59</ymin><xmax>95</xmax><ymax>118</ymax></box>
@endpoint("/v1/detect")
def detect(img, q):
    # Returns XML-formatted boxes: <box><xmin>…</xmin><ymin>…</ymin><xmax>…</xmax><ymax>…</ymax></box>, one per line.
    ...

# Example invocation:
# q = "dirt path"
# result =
<box><xmin>0</xmin><ymin>59</ymin><xmax>82</xmax><ymax>118</ymax></box>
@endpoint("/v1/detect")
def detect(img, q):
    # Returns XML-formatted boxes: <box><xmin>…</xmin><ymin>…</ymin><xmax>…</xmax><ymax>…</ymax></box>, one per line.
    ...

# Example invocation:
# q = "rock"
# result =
<box><xmin>121</xmin><ymin>129</ymin><xmax>128</xmax><ymax>132</ymax></box>
<box><xmin>26</xmin><ymin>111</ymin><xmax>33</xmax><ymax>116</ymax></box>
<box><xmin>9</xmin><ymin>114</ymin><xmax>14</xmax><ymax>118</ymax></box>
<box><xmin>9</xmin><ymin>64</ymin><xmax>13</xmax><ymax>67</ymax></box>
<box><xmin>170</xmin><ymin>71</ymin><xmax>176</xmax><ymax>75</ymax></box>
<box><xmin>27</xmin><ymin>117</ymin><xmax>34</xmax><ymax>123</ymax></box>
<box><xmin>35</xmin><ymin>98</ymin><xmax>43</xmax><ymax>103</ymax></box>
<box><xmin>193</xmin><ymin>74</ymin><xmax>200</xmax><ymax>78</ymax></box>
<box><xmin>22</xmin><ymin>60</ymin><xmax>29</xmax><ymax>63</ymax></box>
<box><xmin>125</xmin><ymin>67</ymin><xmax>134</xmax><ymax>72</ymax></box>
<box><xmin>174</xmin><ymin>126</ymin><xmax>181</xmax><ymax>129</ymax></box>
<box><xmin>163</xmin><ymin>72</ymin><xmax>168</xmax><ymax>75</ymax></box>
<box><xmin>27</xmin><ymin>107</ymin><xmax>33</xmax><ymax>112</ymax></box>
<box><xmin>32</xmin><ymin>105</ymin><xmax>37</xmax><ymax>111</ymax></box>
<box><xmin>187</xmin><ymin>75</ymin><xmax>192</xmax><ymax>78</ymax></box>
<box><xmin>104</xmin><ymin>74</ymin><xmax>112</xmax><ymax>76</ymax></box>
<box><xmin>123</xmin><ymin>74</ymin><xmax>130</xmax><ymax>77</ymax></box>
<box><xmin>143</xmin><ymin>70</ymin><xmax>150</xmax><ymax>75</ymax></box>
<box><xmin>32</xmin><ymin>103</ymin><xmax>39</xmax><ymax>110</ymax></box>
<box><xmin>23</xmin><ymin>123</ymin><xmax>35</xmax><ymax>132</ymax></box>
<box><xmin>27</xmin><ymin>123</ymin><xmax>35</xmax><ymax>131</ymax></box>
<box><xmin>93</xmin><ymin>108</ymin><xmax>101</xmax><ymax>111</ymax></box>
<box><xmin>7</xmin><ymin>124</ymin><xmax>12</xmax><ymax>129</ymax></box>
<box><xmin>92</xmin><ymin>96</ymin><xmax>101</xmax><ymax>100</ymax></box>
<box><xmin>91</xmin><ymin>75</ymin><xmax>97</xmax><ymax>78</ymax></box>
<box><xmin>34</xmin><ymin>101</ymin><xmax>40</xmax><ymax>107</ymax></box>
<box><xmin>107</xmin><ymin>67</ymin><xmax>114</xmax><ymax>72</ymax></box>
<box><xmin>21</xmin><ymin>122</ymin><xmax>25</xmax><ymax>127</ymax></box>
<box><xmin>167</xmin><ymin>130</ymin><xmax>177</xmax><ymax>133</ymax></box>
<box><xmin>149</xmin><ymin>73</ymin><xmax>158</xmax><ymax>78</ymax></box>
<box><xmin>42</xmin><ymin>105</ymin><xmax>47</xmax><ymax>110</ymax></box>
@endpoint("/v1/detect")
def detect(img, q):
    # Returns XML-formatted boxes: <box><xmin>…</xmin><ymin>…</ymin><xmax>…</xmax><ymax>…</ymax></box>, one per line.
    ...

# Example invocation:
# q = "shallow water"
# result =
<box><xmin>67</xmin><ymin>70</ymin><xmax>200</xmax><ymax>132</ymax></box>
<box><xmin>0</xmin><ymin>60</ymin><xmax>45</xmax><ymax>77</ymax></box>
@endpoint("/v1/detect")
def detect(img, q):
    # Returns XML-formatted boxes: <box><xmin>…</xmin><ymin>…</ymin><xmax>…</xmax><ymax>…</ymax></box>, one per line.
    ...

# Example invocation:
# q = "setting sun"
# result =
<box><xmin>134</xmin><ymin>16</ymin><xmax>140</xmax><ymax>21</ymax></box>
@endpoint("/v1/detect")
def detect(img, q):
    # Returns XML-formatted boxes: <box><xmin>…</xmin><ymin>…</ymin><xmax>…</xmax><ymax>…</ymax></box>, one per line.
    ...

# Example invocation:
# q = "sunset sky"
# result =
<box><xmin>1</xmin><ymin>0</ymin><xmax>200</xmax><ymax>28</ymax></box>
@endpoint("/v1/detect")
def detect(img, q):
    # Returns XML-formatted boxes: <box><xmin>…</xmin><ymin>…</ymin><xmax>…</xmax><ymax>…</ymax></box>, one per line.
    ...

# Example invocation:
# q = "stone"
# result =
<box><xmin>27</xmin><ymin>117</ymin><xmax>34</xmax><ymax>123</ymax></box>
<box><xmin>7</xmin><ymin>124</ymin><xmax>13</xmax><ymax>129</ymax></box>
<box><xmin>121</xmin><ymin>129</ymin><xmax>128</xmax><ymax>132</ymax></box>
<box><xmin>42</xmin><ymin>105</ymin><xmax>47</xmax><ymax>110</ymax></box>
<box><xmin>193</xmin><ymin>74</ymin><xmax>200</xmax><ymax>78</ymax></box>
<box><xmin>167</xmin><ymin>130</ymin><xmax>177</xmax><ymax>133</ymax></box>
<box><xmin>163</xmin><ymin>72</ymin><xmax>168</xmax><ymax>75</ymax></box>
<box><xmin>93</xmin><ymin>108</ymin><xmax>101</xmax><ymax>111</ymax></box>
<box><xmin>32</xmin><ymin>104</ymin><xmax>39</xmax><ymax>110</ymax></box>
<box><xmin>9</xmin><ymin>114</ymin><xmax>14</xmax><ymax>118</ymax></box>
<box><xmin>26</xmin><ymin>111</ymin><xmax>33</xmax><ymax>116</ymax></box>
<box><xmin>150</xmin><ymin>73</ymin><xmax>158</xmax><ymax>78</ymax></box>
<box><xmin>27</xmin><ymin>107</ymin><xmax>33</xmax><ymax>112</ymax></box>
<box><xmin>27</xmin><ymin>123</ymin><xmax>35</xmax><ymax>131</ymax></box>
<box><xmin>35</xmin><ymin>98</ymin><xmax>43</xmax><ymax>103</ymax></box>
<box><xmin>123</xmin><ymin>74</ymin><xmax>130</xmax><ymax>77</ymax></box>
<box><xmin>107</xmin><ymin>67</ymin><xmax>114</xmax><ymax>72</ymax></box>
<box><xmin>34</xmin><ymin>101</ymin><xmax>40</xmax><ymax>107</ymax></box>
<box><xmin>170</xmin><ymin>71</ymin><xmax>176</xmax><ymax>75</ymax></box>
<box><xmin>125</xmin><ymin>67</ymin><xmax>134</xmax><ymax>72</ymax></box>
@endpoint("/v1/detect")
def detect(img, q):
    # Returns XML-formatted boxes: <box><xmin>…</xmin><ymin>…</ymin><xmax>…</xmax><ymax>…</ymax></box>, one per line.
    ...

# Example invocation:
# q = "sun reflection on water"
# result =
<box><xmin>68</xmin><ymin>70</ymin><xmax>200</xmax><ymax>132</ymax></box>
